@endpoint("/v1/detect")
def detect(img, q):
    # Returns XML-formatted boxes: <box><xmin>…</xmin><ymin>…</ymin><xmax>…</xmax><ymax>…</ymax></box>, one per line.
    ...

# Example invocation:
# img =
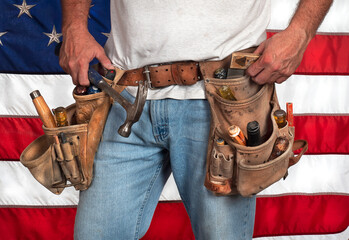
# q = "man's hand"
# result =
<box><xmin>247</xmin><ymin>0</ymin><xmax>333</xmax><ymax>85</ymax></box>
<box><xmin>59</xmin><ymin>28</ymin><xmax>113</xmax><ymax>86</ymax></box>
<box><xmin>59</xmin><ymin>0</ymin><xmax>113</xmax><ymax>86</ymax></box>
<box><xmin>246</xmin><ymin>28</ymin><xmax>309</xmax><ymax>85</ymax></box>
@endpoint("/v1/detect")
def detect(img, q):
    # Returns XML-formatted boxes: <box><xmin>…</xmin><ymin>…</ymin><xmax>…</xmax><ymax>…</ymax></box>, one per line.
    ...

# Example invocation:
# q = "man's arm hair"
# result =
<box><xmin>247</xmin><ymin>0</ymin><xmax>333</xmax><ymax>85</ymax></box>
<box><xmin>61</xmin><ymin>0</ymin><xmax>91</xmax><ymax>34</ymax></box>
<box><xmin>59</xmin><ymin>0</ymin><xmax>112</xmax><ymax>86</ymax></box>
<box><xmin>288</xmin><ymin>0</ymin><xmax>333</xmax><ymax>43</ymax></box>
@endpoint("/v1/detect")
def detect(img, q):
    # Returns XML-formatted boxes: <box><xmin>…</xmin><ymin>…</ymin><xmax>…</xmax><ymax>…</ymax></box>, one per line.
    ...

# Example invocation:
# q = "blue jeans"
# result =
<box><xmin>74</xmin><ymin>91</ymin><xmax>256</xmax><ymax>240</ymax></box>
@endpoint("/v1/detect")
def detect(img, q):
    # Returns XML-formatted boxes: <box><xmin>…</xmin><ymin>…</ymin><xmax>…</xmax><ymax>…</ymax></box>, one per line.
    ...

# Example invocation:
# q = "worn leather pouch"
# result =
<box><xmin>200</xmin><ymin>57</ymin><xmax>308</xmax><ymax>197</ymax></box>
<box><xmin>20</xmin><ymin>69</ymin><xmax>125</xmax><ymax>194</ymax></box>
<box><xmin>20</xmin><ymin>134</ymin><xmax>66</xmax><ymax>194</ymax></box>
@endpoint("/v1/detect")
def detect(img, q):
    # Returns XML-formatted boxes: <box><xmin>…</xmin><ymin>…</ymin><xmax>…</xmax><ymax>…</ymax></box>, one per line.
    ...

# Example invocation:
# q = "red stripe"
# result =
<box><xmin>1</xmin><ymin>195</ymin><xmax>348</xmax><ymax>239</ymax></box>
<box><xmin>0</xmin><ymin>207</ymin><xmax>76</xmax><ymax>240</ymax></box>
<box><xmin>294</xmin><ymin>115</ymin><xmax>349</xmax><ymax>154</ymax></box>
<box><xmin>267</xmin><ymin>32</ymin><xmax>349</xmax><ymax>75</ymax></box>
<box><xmin>254</xmin><ymin>194</ymin><xmax>349</xmax><ymax>237</ymax></box>
<box><xmin>142</xmin><ymin>202</ymin><xmax>195</xmax><ymax>240</ymax></box>
<box><xmin>1</xmin><ymin>115</ymin><xmax>348</xmax><ymax>160</ymax></box>
<box><xmin>0</xmin><ymin>117</ymin><xmax>43</xmax><ymax>160</ymax></box>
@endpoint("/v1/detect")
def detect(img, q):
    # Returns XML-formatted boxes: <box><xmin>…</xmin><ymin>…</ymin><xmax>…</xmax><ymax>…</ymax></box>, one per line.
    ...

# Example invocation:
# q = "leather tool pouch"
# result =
<box><xmin>200</xmin><ymin>58</ymin><xmax>308</xmax><ymax>197</ymax></box>
<box><xmin>20</xmin><ymin>72</ymin><xmax>123</xmax><ymax>194</ymax></box>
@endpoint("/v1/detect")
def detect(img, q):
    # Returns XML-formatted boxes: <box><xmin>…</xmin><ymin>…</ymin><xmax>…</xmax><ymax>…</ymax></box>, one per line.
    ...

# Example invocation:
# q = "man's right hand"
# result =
<box><xmin>59</xmin><ymin>27</ymin><xmax>113</xmax><ymax>86</ymax></box>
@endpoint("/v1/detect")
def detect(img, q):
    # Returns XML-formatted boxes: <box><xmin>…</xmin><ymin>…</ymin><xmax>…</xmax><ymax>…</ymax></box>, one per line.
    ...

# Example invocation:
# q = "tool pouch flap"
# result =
<box><xmin>200</xmin><ymin>59</ymin><xmax>308</xmax><ymax>197</ymax></box>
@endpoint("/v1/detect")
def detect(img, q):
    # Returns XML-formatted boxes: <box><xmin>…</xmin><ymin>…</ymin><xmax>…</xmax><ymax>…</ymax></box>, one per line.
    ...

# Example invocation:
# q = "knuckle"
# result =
<box><xmin>261</xmin><ymin>55</ymin><xmax>273</xmax><ymax>65</ymax></box>
<box><xmin>270</xmin><ymin>63</ymin><xmax>281</xmax><ymax>72</ymax></box>
<box><xmin>68</xmin><ymin>60</ymin><xmax>75</xmax><ymax>70</ymax></box>
<box><xmin>77</xmin><ymin>59</ymin><xmax>86</xmax><ymax>68</ymax></box>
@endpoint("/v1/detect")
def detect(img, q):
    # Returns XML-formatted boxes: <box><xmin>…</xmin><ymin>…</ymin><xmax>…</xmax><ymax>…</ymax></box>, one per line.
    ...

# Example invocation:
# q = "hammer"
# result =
<box><xmin>55</xmin><ymin>42</ymin><xmax>148</xmax><ymax>137</ymax></box>
<box><xmin>88</xmin><ymin>67</ymin><xmax>148</xmax><ymax>137</ymax></box>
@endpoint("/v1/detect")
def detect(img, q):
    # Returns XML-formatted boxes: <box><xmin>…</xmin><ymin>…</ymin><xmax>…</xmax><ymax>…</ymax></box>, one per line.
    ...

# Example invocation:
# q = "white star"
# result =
<box><xmin>102</xmin><ymin>32</ymin><xmax>111</xmax><ymax>38</ymax></box>
<box><xmin>43</xmin><ymin>25</ymin><xmax>62</xmax><ymax>46</ymax></box>
<box><xmin>13</xmin><ymin>0</ymin><xmax>36</xmax><ymax>18</ymax></box>
<box><xmin>88</xmin><ymin>4</ymin><xmax>95</xmax><ymax>19</ymax></box>
<box><xmin>0</xmin><ymin>32</ymin><xmax>7</xmax><ymax>46</ymax></box>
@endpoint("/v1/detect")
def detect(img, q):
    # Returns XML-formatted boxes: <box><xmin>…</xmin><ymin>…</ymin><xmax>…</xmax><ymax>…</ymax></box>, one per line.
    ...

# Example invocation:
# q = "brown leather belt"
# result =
<box><xmin>116</xmin><ymin>47</ymin><xmax>256</xmax><ymax>88</ymax></box>
<box><xmin>117</xmin><ymin>61</ymin><xmax>202</xmax><ymax>88</ymax></box>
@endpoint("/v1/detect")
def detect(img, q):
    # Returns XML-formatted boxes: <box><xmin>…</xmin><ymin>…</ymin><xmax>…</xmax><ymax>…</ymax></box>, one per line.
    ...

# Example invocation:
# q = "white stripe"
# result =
<box><xmin>0</xmin><ymin>161</ymin><xmax>179</xmax><ymax>205</ymax></box>
<box><xmin>0</xmin><ymin>161</ymin><xmax>79</xmax><ymax>206</ymax></box>
<box><xmin>2</xmin><ymin>74</ymin><xmax>349</xmax><ymax>116</ymax></box>
<box><xmin>253</xmin><ymin>226</ymin><xmax>349</xmax><ymax>240</ymax></box>
<box><xmin>259</xmin><ymin>155</ymin><xmax>349</xmax><ymax>195</ymax></box>
<box><xmin>160</xmin><ymin>174</ymin><xmax>181</xmax><ymax>201</ymax></box>
<box><xmin>276</xmin><ymin>75</ymin><xmax>349</xmax><ymax>114</ymax></box>
<box><xmin>269</xmin><ymin>0</ymin><xmax>349</xmax><ymax>33</ymax></box>
<box><xmin>1</xmin><ymin>154</ymin><xmax>348</xmax><ymax>206</ymax></box>
<box><xmin>0</xmin><ymin>74</ymin><xmax>74</xmax><ymax>116</ymax></box>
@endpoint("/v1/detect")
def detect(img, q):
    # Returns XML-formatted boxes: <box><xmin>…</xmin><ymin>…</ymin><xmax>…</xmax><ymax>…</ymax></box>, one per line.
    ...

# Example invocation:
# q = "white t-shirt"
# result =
<box><xmin>105</xmin><ymin>0</ymin><xmax>271</xmax><ymax>99</ymax></box>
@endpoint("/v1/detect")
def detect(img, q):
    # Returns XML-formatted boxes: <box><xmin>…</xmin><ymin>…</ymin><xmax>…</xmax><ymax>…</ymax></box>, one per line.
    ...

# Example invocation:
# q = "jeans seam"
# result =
<box><xmin>151</xmin><ymin>100</ymin><xmax>169</xmax><ymax>143</ymax></box>
<box><xmin>134</xmin><ymin>160</ymin><xmax>164</xmax><ymax>240</ymax></box>
<box><xmin>243</xmin><ymin>197</ymin><xmax>252</xmax><ymax>240</ymax></box>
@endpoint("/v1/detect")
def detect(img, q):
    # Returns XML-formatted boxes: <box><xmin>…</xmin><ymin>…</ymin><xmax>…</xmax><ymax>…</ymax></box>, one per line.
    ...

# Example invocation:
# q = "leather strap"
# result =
<box><xmin>288</xmin><ymin>139</ymin><xmax>308</xmax><ymax>167</ymax></box>
<box><xmin>117</xmin><ymin>61</ymin><xmax>201</xmax><ymax>88</ymax></box>
<box><xmin>117</xmin><ymin>47</ymin><xmax>257</xmax><ymax>88</ymax></box>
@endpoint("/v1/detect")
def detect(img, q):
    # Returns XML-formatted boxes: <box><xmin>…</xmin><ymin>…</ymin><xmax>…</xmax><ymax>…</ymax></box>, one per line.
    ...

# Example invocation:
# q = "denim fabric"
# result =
<box><xmin>74</xmin><ymin>91</ymin><xmax>256</xmax><ymax>240</ymax></box>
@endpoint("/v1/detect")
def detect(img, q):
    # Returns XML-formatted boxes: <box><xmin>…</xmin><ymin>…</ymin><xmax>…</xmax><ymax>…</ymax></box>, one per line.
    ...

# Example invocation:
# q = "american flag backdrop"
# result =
<box><xmin>0</xmin><ymin>0</ymin><xmax>348</xmax><ymax>239</ymax></box>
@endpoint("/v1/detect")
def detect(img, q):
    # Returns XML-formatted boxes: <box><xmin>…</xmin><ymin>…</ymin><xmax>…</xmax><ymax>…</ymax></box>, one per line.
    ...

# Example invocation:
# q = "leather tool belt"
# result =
<box><xmin>20</xmin><ymin>75</ymin><xmax>123</xmax><ymax>194</ymax></box>
<box><xmin>20</xmin><ymin>49</ymin><xmax>308</xmax><ymax>196</ymax></box>
<box><xmin>199</xmin><ymin>56</ymin><xmax>308</xmax><ymax>197</ymax></box>
<box><xmin>117</xmin><ymin>61</ymin><xmax>202</xmax><ymax>88</ymax></box>
<box><xmin>117</xmin><ymin>47</ymin><xmax>257</xmax><ymax>89</ymax></box>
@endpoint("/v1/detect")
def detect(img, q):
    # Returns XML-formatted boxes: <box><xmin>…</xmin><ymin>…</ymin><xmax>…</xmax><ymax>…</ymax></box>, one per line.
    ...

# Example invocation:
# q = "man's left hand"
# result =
<box><xmin>246</xmin><ymin>28</ymin><xmax>310</xmax><ymax>85</ymax></box>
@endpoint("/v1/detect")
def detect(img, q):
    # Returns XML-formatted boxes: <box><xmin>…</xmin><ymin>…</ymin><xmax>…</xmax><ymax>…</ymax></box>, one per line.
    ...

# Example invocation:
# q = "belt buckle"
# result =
<box><xmin>143</xmin><ymin>66</ymin><xmax>156</xmax><ymax>90</ymax></box>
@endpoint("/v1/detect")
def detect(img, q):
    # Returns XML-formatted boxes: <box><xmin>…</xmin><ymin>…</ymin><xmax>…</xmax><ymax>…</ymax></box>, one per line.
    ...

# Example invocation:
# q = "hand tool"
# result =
<box><xmin>88</xmin><ymin>67</ymin><xmax>148</xmax><ymax>137</ymax></box>
<box><xmin>55</xmin><ymin>42</ymin><xmax>148</xmax><ymax>137</ymax></box>
<box><xmin>227</xmin><ymin>52</ymin><xmax>260</xmax><ymax>78</ymax></box>
<box><xmin>30</xmin><ymin>90</ymin><xmax>57</xmax><ymax>128</ymax></box>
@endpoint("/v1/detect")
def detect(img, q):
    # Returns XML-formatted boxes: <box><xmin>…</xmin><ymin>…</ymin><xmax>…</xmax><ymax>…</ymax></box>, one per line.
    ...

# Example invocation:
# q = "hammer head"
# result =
<box><xmin>88</xmin><ymin>67</ymin><xmax>148</xmax><ymax>138</ymax></box>
<box><xmin>117</xmin><ymin>79</ymin><xmax>148</xmax><ymax>137</ymax></box>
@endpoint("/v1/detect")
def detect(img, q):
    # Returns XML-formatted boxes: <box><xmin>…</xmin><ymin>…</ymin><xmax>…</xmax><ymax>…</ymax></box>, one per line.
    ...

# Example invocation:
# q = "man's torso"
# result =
<box><xmin>105</xmin><ymin>0</ymin><xmax>271</xmax><ymax>99</ymax></box>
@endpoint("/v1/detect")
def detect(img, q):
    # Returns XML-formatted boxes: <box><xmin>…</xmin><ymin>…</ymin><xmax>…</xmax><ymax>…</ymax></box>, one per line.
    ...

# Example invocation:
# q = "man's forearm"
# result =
<box><xmin>287</xmin><ymin>0</ymin><xmax>333</xmax><ymax>42</ymax></box>
<box><xmin>246</xmin><ymin>0</ymin><xmax>333</xmax><ymax>84</ymax></box>
<box><xmin>59</xmin><ymin>0</ymin><xmax>112</xmax><ymax>86</ymax></box>
<box><xmin>61</xmin><ymin>0</ymin><xmax>91</xmax><ymax>34</ymax></box>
